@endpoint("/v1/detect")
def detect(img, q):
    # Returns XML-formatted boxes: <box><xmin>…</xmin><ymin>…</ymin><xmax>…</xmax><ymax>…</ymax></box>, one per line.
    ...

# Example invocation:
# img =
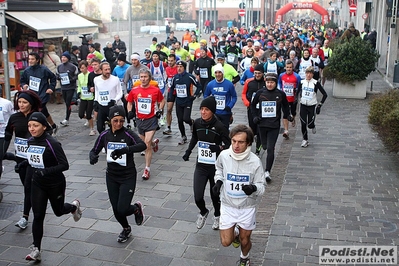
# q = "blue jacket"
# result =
<box><xmin>204</xmin><ymin>79</ymin><xmax>237</xmax><ymax>115</ymax></box>
<box><xmin>169</xmin><ymin>71</ymin><xmax>202</xmax><ymax>106</ymax></box>
<box><xmin>20</xmin><ymin>64</ymin><xmax>56</xmax><ymax>104</ymax></box>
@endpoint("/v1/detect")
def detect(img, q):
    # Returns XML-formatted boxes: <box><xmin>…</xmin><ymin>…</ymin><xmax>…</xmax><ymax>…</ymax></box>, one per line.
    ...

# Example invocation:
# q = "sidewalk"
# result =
<box><xmin>0</xmin><ymin>57</ymin><xmax>397</xmax><ymax>265</ymax></box>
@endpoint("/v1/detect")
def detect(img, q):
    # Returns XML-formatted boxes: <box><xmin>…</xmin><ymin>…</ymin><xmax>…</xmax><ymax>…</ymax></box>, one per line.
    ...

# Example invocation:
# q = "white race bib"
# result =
<box><xmin>261</xmin><ymin>101</ymin><xmax>277</xmax><ymax>118</ymax></box>
<box><xmin>225</xmin><ymin>172</ymin><xmax>250</xmax><ymax>198</ymax></box>
<box><xmin>197</xmin><ymin>141</ymin><xmax>216</xmax><ymax>164</ymax></box>
<box><xmin>283</xmin><ymin>83</ymin><xmax>295</xmax><ymax>97</ymax></box>
<box><xmin>106</xmin><ymin>142</ymin><xmax>127</xmax><ymax>166</ymax></box>
<box><xmin>215</xmin><ymin>95</ymin><xmax>226</xmax><ymax>110</ymax></box>
<box><xmin>137</xmin><ymin>97</ymin><xmax>152</xmax><ymax>115</ymax></box>
<box><xmin>302</xmin><ymin>86</ymin><xmax>314</xmax><ymax>101</ymax></box>
<box><xmin>155</xmin><ymin>77</ymin><xmax>165</xmax><ymax>88</ymax></box>
<box><xmin>29</xmin><ymin>76</ymin><xmax>41</xmax><ymax>92</ymax></box>
<box><xmin>81</xmin><ymin>86</ymin><xmax>92</xmax><ymax>99</ymax></box>
<box><xmin>132</xmin><ymin>75</ymin><xmax>140</xmax><ymax>84</ymax></box>
<box><xmin>99</xmin><ymin>91</ymin><xmax>110</xmax><ymax>105</ymax></box>
<box><xmin>227</xmin><ymin>53</ymin><xmax>237</xmax><ymax>64</ymax></box>
<box><xmin>176</xmin><ymin>84</ymin><xmax>187</xmax><ymax>98</ymax></box>
<box><xmin>27</xmin><ymin>145</ymin><xmax>45</xmax><ymax>169</ymax></box>
<box><xmin>14</xmin><ymin>137</ymin><xmax>28</xmax><ymax>159</ymax></box>
<box><xmin>199</xmin><ymin>68</ymin><xmax>208</xmax><ymax>78</ymax></box>
<box><xmin>0</xmin><ymin>107</ymin><xmax>3</xmax><ymax>123</ymax></box>
<box><xmin>60</xmin><ymin>73</ymin><xmax>70</xmax><ymax>85</ymax></box>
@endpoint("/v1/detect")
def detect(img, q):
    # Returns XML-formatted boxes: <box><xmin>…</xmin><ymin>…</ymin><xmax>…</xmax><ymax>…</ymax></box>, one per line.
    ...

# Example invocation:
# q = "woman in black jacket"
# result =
<box><xmin>25</xmin><ymin>112</ymin><xmax>82</xmax><ymax>261</ymax></box>
<box><xmin>104</xmin><ymin>41</ymin><xmax>116</xmax><ymax>71</ymax></box>
<box><xmin>89</xmin><ymin>105</ymin><xmax>147</xmax><ymax>243</ymax></box>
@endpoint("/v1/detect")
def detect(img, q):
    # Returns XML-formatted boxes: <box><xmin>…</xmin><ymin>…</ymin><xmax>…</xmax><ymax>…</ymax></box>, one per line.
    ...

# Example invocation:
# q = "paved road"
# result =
<box><xmin>0</xmin><ymin>32</ymin><xmax>398</xmax><ymax>265</ymax></box>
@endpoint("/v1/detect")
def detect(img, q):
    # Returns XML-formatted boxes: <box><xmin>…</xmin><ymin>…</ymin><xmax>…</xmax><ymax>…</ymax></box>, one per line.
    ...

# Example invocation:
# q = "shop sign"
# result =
<box><xmin>0</xmin><ymin>0</ymin><xmax>7</xmax><ymax>10</ymax></box>
<box><xmin>63</xmin><ymin>29</ymin><xmax>80</xmax><ymax>36</ymax></box>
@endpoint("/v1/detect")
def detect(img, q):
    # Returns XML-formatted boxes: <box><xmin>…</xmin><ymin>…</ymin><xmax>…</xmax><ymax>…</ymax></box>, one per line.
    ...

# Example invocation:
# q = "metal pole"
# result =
<box><xmin>117</xmin><ymin>0</ymin><xmax>120</xmax><ymax>35</ymax></box>
<box><xmin>2</xmin><ymin>26</ymin><xmax>10</xmax><ymax>100</ymax></box>
<box><xmin>214</xmin><ymin>0</ymin><xmax>217</xmax><ymax>31</ymax></box>
<box><xmin>205</xmin><ymin>0</ymin><xmax>208</xmax><ymax>22</ymax></box>
<box><xmin>128</xmin><ymin>0</ymin><xmax>132</xmax><ymax>56</ymax></box>
<box><xmin>157</xmin><ymin>0</ymin><xmax>159</xmax><ymax>26</ymax></box>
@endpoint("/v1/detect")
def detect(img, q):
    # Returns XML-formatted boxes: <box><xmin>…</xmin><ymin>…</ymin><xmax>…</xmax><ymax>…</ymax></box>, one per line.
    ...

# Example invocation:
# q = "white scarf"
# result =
<box><xmin>229</xmin><ymin>146</ymin><xmax>251</xmax><ymax>161</ymax></box>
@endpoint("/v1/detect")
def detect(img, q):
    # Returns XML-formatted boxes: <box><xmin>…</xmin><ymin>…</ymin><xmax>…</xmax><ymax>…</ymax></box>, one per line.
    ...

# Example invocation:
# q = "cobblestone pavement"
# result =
<box><xmin>0</xmin><ymin>32</ymin><xmax>398</xmax><ymax>265</ymax></box>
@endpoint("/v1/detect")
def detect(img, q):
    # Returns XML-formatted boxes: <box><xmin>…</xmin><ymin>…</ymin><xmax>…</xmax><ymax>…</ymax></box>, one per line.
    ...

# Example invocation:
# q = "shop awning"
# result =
<box><xmin>6</xmin><ymin>11</ymin><xmax>99</xmax><ymax>39</ymax></box>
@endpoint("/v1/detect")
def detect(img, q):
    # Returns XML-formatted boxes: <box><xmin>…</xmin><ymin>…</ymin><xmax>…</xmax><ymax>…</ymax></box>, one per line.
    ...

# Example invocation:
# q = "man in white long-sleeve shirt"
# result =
<box><xmin>212</xmin><ymin>124</ymin><xmax>265</xmax><ymax>266</ymax></box>
<box><xmin>94</xmin><ymin>62</ymin><xmax>123</xmax><ymax>133</ymax></box>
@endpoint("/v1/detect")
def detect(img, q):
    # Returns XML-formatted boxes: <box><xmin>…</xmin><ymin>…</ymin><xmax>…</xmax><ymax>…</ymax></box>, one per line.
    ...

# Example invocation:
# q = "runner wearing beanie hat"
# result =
<box><xmin>182</xmin><ymin>94</ymin><xmax>230</xmax><ymax>231</ymax></box>
<box><xmin>250</xmin><ymin>69</ymin><xmax>292</xmax><ymax>183</ymax></box>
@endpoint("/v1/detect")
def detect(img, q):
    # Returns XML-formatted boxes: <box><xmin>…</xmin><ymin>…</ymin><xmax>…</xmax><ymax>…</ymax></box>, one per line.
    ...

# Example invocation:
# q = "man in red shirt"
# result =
<box><xmin>163</xmin><ymin>54</ymin><xmax>179</xmax><ymax>135</ymax></box>
<box><xmin>127</xmin><ymin>69</ymin><xmax>165</xmax><ymax>180</ymax></box>
<box><xmin>277</xmin><ymin>59</ymin><xmax>301</xmax><ymax>139</ymax></box>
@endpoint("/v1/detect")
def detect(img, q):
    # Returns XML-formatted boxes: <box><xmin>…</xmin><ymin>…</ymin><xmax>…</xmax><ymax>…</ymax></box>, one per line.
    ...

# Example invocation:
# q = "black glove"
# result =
<box><xmin>155</xmin><ymin>110</ymin><xmax>163</xmax><ymax>118</ymax></box>
<box><xmin>253</xmin><ymin>116</ymin><xmax>261</xmax><ymax>124</ymax></box>
<box><xmin>89</xmin><ymin>152</ymin><xmax>99</xmax><ymax>165</ymax></box>
<box><xmin>108</xmin><ymin>99</ymin><xmax>116</xmax><ymax>107</ymax></box>
<box><xmin>208</xmin><ymin>144</ymin><xmax>221</xmax><ymax>153</ymax></box>
<box><xmin>128</xmin><ymin>111</ymin><xmax>135</xmax><ymax>120</ymax></box>
<box><xmin>77</xmin><ymin>92</ymin><xmax>81</xmax><ymax>99</ymax></box>
<box><xmin>242</xmin><ymin>184</ymin><xmax>257</xmax><ymax>195</ymax></box>
<box><xmin>182</xmin><ymin>150</ymin><xmax>191</xmax><ymax>161</ymax></box>
<box><xmin>14</xmin><ymin>160</ymin><xmax>29</xmax><ymax>173</ymax></box>
<box><xmin>212</xmin><ymin>180</ymin><xmax>223</xmax><ymax>196</ymax></box>
<box><xmin>224</xmin><ymin>106</ymin><xmax>231</xmax><ymax>113</ymax></box>
<box><xmin>110</xmin><ymin>147</ymin><xmax>129</xmax><ymax>160</ymax></box>
<box><xmin>316</xmin><ymin>104</ymin><xmax>322</xmax><ymax>115</ymax></box>
<box><xmin>287</xmin><ymin>115</ymin><xmax>294</xmax><ymax>122</ymax></box>
<box><xmin>33</xmin><ymin>169</ymin><xmax>46</xmax><ymax>179</ymax></box>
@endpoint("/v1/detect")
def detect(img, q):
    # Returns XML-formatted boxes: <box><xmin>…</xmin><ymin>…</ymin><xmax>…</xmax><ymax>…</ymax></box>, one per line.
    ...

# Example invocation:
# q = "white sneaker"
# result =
<box><xmin>15</xmin><ymin>217</ymin><xmax>28</xmax><ymax>229</ymax></box>
<box><xmin>282</xmin><ymin>130</ymin><xmax>289</xmax><ymax>139</ymax></box>
<box><xmin>265</xmin><ymin>171</ymin><xmax>271</xmax><ymax>182</ymax></box>
<box><xmin>301</xmin><ymin>140</ymin><xmax>309</xmax><ymax>148</ymax></box>
<box><xmin>196</xmin><ymin>210</ymin><xmax>209</xmax><ymax>229</ymax></box>
<box><xmin>89</xmin><ymin>129</ymin><xmax>96</xmax><ymax>136</ymax></box>
<box><xmin>25</xmin><ymin>245</ymin><xmax>41</xmax><ymax>261</ymax></box>
<box><xmin>312</xmin><ymin>126</ymin><xmax>316</xmax><ymax>134</ymax></box>
<box><xmin>71</xmin><ymin>199</ymin><xmax>82</xmax><ymax>222</ymax></box>
<box><xmin>84</xmin><ymin>121</ymin><xmax>88</xmax><ymax>127</ymax></box>
<box><xmin>102</xmin><ymin>147</ymin><xmax>106</xmax><ymax>154</ymax></box>
<box><xmin>60</xmin><ymin>119</ymin><xmax>69</xmax><ymax>126</ymax></box>
<box><xmin>212</xmin><ymin>216</ymin><xmax>220</xmax><ymax>230</ymax></box>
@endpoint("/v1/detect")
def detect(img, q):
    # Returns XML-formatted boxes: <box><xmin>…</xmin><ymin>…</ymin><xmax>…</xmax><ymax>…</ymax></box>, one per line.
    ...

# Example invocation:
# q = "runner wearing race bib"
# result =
<box><xmin>77</xmin><ymin>61</ymin><xmax>96</xmax><ymax>136</ymax></box>
<box><xmin>25</xmin><ymin>112</ymin><xmax>82</xmax><ymax>262</ymax></box>
<box><xmin>169</xmin><ymin>60</ymin><xmax>202</xmax><ymax>145</ymax></box>
<box><xmin>164</xmin><ymin>54</ymin><xmax>179</xmax><ymax>135</ymax></box>
<box><xmin>182</xmin><ymin>97</ymin><xmax>230</xmax><ymax>230</ymax></box>
<box><xmin>278</xmin><ymin>59</ymin><xmax>301</xmax><ymax>139</ymax></box>
<box><xmin>250</xmin><ymin>72</ymin><xmax>292</xmax><ymax>183</ymax></box>
<box><xmin>126</xmin><ymin>68</ymin><xmax>165</xmax><ymax>180</ymax></box>
<box><xmin>297</xmin><ymin>66</ymin><xmax>328</xmax><ymax>148</ymax></box>
<box><xmin>213</xmin><ymin>125</ymin><xmax>265</xmax><ymax>266</ymax></box>
<box><xmin>5</xmin><ymin>91</ymin><xmax>43</xmax><ymax>231</ymax></box>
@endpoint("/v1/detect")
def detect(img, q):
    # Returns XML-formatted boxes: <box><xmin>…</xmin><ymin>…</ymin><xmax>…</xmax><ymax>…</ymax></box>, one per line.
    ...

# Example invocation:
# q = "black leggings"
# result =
<box><xmin>106</xmin><ymin>174</ymin><xmax>138</xmax><ymax>229</ymax></box>
<box><xmin>15</xmin><ymin>158</ymin><xmax>31</xmax><ymax>217</ymax></box>
<box><xmin>300</xmin><ymin>104</ymin><xmax>316</xmax><ymax>141</ymax></box>
<box><xmin>62</xmin><ymin>90</ymin><xmax>75</xmax><ymax>120</ymax></box>
<box><xmin>175</xmin><ymin>104</ymin><xmax>193</xmax><ymax>137</ymax></box>
<box><xmin>97</xmin><ymin>105</ymin><xmax>111</xmax><ymax>133</ymax></box>
<box><xmin>193</xmin><ymin>164</ymin><xmax>220</xmax><ymax>217</ymax></box>
<box><xmin>258</xmin><ymin>127</ymin><xmax>280</xmax><ymax>172</ymax></box>
<box><xmin>31</xmin><ymin>178</ymin><xmax>75</xmax><ymax>249</ymax></box>
<box><xmin>247</xmin><ymin>108</ymin><xmax>261</xmax><ymax>150</ymax></box>
<box><xmin>78</xmin><ymin>99</ymin><xmax>94</xmax><ymax>120</ymax></box>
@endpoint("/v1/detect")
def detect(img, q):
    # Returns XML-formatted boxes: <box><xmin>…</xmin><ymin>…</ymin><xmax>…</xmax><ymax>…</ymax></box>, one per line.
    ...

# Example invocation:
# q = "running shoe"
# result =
<box><xmin>255</xmin><ymin>145</ymin><xmax>262</xmax><ymax>156</ymax></box>
<box><xmin>265</xmin><ymin>171</ymin><xmax>271</xmax><ymax>183</ymax></box>
<box><xmin>312</xmin><ymin>126</ymin><xmax>316</xmax><ymax>134</ymax></box>
<box><xmin>71</xmin><ymin>199</ymin><xmax>82</xmax><ymax>222</ymax></box>
<box><xmin>140</xmin><ymin>151</ymin><xmax>145</xmax><ymax>156</ymax></box>
<box><xmin>282</xmin><ymin>130</ymin><xmax>289</xmax><ymax>139</ymax></box>
<box><xmin>134</xmin><ymin>201</ymin><xmax>145</xmax><ymax>225</ymax></box>
<box><xmin>142</xmin><ymin>168</ymin><xmax>150</xmax><ymax>180</ymax></box>
<box><xmin>102</xmin><ymin>147</ymin><xmax>106</xmax><ymax>154</ymax></box>
<box><xmin>212</xmin><ymin>216</ymin><xmax>220</xmax><ymax>230</ymax></box>
<box><xmin>89</xmin><ymin>129</ymin><xmax>96</xmax><ymax>136</ymax></box>
<box><xmin>238</xmin><ymin>257</ymin><xmax>250</xmax><ymax>266</ymax></box>
<box><xmin>117</xmin><ymin>226</ymin><xmax>132</xmax><ymax>243</ymax></box>
<box><xmin>60</xmin><ymin>119</ymin><xmax>69</xmax><ymax>126</ymax></box>
<box><xmin>178</xmin><ymin>136</ymin><xmax>188</xmax><ymax>145</ymax></box>
<box><xmin>84</xmin><ymin>121</ymin><xmax>88</xmax><ymax>127</ymax></box>
<box><xmin>301</xmin><ymin>140</ymin><xmax>309</xmax><ymax>148</ymax></box>
<box><xmin>190</xmin><ymin>119</ymin><xmax>194</xmax><ymax>133</ymax></box>
<box><xmin>15</xmin><ymin>217</ymin><xmax>28</xmax><ymax>230</ymax></box>
<box><xmin>152</xmin><ymin>138</ymin><xmax>159</xmax><ymax>152</ymax></box>
<box><xmin>196</xmin><ymin>210</ymin><xmax>209</xmax><ymax>229</ymax></box>
<box><xmin>163</xmin><ymin>128</ymin><xmax>172</xmax><ymax>135</ymax></box>
<box><xmin>159</xmin><ymin>116</ymin><xmax>166</xmax><ymax>126</ymax></box>
<box><xmin>25</xmin><ymin>245</ymin><xmax>41</xmax><ymax>261</ymax></box>
<box><xmin>232</xmin><ymin>225</ymin><xmax>240</xmax><ymax>248</ymax></box>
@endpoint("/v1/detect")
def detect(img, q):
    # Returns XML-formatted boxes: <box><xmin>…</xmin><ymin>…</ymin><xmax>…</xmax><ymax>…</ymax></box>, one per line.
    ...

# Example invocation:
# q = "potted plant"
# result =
<box><xmin>323</xmin><ymin>36</ymin><xmax>380</xmax><ymax>99</ymax></box>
